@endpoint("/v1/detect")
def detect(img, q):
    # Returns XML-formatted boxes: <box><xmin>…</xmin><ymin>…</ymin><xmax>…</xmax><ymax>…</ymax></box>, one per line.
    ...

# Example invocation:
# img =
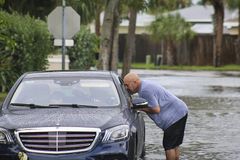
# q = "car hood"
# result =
<box><xmin>0</xmin><ymin>108</ymin><xmax>129</xmax><ymax>130</ymax></box>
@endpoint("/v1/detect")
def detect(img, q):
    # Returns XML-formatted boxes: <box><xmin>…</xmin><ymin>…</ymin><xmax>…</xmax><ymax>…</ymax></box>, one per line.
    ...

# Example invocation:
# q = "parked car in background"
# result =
<box><xmin>0</xmin><ymin>71</ymin><xmax>146</xmax><ymax>160</ymax></box>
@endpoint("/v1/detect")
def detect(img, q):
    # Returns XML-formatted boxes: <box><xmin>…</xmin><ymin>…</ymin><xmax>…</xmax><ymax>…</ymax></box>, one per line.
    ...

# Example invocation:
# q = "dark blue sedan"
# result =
<box><xmin>0</xmin><ymin>71</ymin><xmax>146</xmax><ymax>160</ymax></box>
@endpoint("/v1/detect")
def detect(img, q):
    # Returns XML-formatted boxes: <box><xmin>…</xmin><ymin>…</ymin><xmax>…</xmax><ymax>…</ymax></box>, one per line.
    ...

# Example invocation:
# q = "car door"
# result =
<box><xmin>118</xmin><ymin>76</ymin><xmax>145</xmax><ymax>158</ymax></box>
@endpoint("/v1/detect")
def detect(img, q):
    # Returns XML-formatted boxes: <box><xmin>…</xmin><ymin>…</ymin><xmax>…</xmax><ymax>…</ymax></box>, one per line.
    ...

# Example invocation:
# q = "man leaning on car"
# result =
<box><xmin>124</xmin><ymin>72</ymin><xmax>188</xmax><ymax>160</ymax></box>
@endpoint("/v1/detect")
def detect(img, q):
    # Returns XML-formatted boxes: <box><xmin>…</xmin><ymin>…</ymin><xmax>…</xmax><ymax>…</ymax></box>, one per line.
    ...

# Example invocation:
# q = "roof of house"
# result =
<box><xmin>97</xmin><ymin>5</ymin><xmax>238</xmax><ymax>34</ymax></box>
<box><xmin>191</xmin><ymin>24</ymin><xmax>213</xmax><ymax>34</ymax></box>
<box><xmin>119</xmin><ymin>5</ymin><xmax>238</xmax><ymax>27</ymax></box>
<box><xmin>120</xmin><ymin>12</ymin><xmax>155</xmax><ymax>27</ymax></box>
<box><xmin>169</xmin><ymin>5</ymin><xmax>238</xmax><ymax>23</ymax></box>
<box><xmin>170</xmin><ymin>5</ymin><xmax>213</xmax><ymax>22</ymax></box>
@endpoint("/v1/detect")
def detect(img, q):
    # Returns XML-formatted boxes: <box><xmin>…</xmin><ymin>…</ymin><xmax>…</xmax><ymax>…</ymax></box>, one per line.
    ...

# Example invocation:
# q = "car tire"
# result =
<box><xmin>140</xmin><ymin>143</ymin><xmax>146</xmax><ymax>158</ymax></box>
<box><xmin>140</xmin><ymin>127</ymin><xmax>146</xmax><ymax>158</ymax></box>
<box><xmin>128</xmin><ymin>134</ymin><xmax>138</xmax><ymax>160</ymax></box>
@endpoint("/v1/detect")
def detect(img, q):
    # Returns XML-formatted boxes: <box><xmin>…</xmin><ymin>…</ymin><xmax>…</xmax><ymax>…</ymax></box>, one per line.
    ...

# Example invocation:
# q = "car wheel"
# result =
<box><xmin>140</xmin><ymin>128</ymin><xmax>146</xmax><ymax>158</ymax></box>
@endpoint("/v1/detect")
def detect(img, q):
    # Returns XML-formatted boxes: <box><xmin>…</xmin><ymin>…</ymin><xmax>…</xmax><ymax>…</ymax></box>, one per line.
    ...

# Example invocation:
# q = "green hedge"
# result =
<box><xmin>68</xmin><ymin>26</ymin><xmax>99</xmax><ymax>70</ymax></box>
<box><xmin>0</xmin><ymin>92</ymin><xmax>6</xmax><ymax>103</ymax></box>
<box><xmin>0</xmin><ymin>11</ymin><xmax>52</xmax><ymax>91</ymax></box>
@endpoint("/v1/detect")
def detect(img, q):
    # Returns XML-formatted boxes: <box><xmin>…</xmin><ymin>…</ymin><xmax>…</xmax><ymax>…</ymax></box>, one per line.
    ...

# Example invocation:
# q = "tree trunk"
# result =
<box><xmin>235</xmin><ymin>6</ymin><xmax>240</xmax><ymax>64</ymax></box>
<box><xmin>238</xmin><ymin>4</ymin><xmax>240</xmax><ymax>39</ymax></box>
<box><xmin>235</xmin><ymin>38</ymin><xmax>240</xmax><ymax>64</ymax></box>
<box><xmin>212</xmin><ymin>0</ymin><xmax>224</xmax><ymax>67</ymax></box>
<box><xmin>110</xmin><ymin>3</ymin><xmax>120</xmax><ymax>72</ymax></box>
<box><xmin>162</xmin><ymin>40</ymin><xmax>167</xmax><ymax>65</ymax></box>
<box><xmin>99</xmin><ymin>0</ymin><xmax>119</xmax><ymax>70</ymax></box>
<box><xmin>95</xmin><ymin>9</ymin><xmax>101</xmax><ymax>37</ymax></box>
<box><xmin>121</xmin><ymin>7</ymin><xmax>137</xmax><ymax>78</ymax></box>
<box><xmin>166</xmin><ymin>40</ymin><xmax>174</xmax><ymax>65</ymax></box>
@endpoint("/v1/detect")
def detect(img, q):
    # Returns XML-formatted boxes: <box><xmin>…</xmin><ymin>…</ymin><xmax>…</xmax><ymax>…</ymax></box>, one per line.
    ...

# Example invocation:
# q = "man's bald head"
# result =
<box><xmin>123</xmin><ymin>72</ymin><xmax>140</xmax><ymax>82</ymax></box>
<box><xmin>123</xmin><ymin>73</ymin><xmax>141</xmax><ymax>94</ymax></box>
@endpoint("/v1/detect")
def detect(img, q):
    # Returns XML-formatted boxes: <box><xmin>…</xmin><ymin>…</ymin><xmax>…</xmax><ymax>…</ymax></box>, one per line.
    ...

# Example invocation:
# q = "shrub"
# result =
<box><xmin>0</xmin><ymin>11</ymin><xmax>52</xmax><ymax>91</ymax></box>
<box><xmin>67</xmin><ymin>26</ymin><xmax>99</xmax><ymax>70</ymax></box>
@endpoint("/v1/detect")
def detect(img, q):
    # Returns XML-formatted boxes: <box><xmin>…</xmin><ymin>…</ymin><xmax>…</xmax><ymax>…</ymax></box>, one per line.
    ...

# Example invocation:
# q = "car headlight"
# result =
<box><xmin>102</xmin><ymin>125</ymin><xmax>129</xmax><ymax>143</ymax></box>
<box><xmin>0</xmin><ymin>128</ymin><xmax>13</xmax><ymax>144</ymax></box>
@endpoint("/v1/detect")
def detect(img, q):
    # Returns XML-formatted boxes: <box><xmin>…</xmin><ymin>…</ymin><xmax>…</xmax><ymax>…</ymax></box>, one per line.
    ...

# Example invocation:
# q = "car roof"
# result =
<box><xmin>23</xmin><ymin>70</ymin><xmax>117</xmax><ymax>79</ymax></box>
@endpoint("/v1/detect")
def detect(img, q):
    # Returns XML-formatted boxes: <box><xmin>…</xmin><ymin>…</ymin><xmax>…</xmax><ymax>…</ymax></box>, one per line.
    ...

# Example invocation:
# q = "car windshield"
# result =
<box><xmin>10</xmin><ymin>77</ymin><xmax>120</xmax><ymax>108</ymax></box>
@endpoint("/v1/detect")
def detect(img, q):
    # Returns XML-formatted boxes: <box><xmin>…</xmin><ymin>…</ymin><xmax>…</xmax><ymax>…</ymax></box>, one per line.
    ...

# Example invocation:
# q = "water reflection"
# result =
<box><xmin>208</xmin><ymin>85</ymin><xmax>240</xmax><ymax>94</ymax></box>
<box><xmin>145</xmin><ymin>73</ymin><xmax>240</xmax><ymax>98</ymax></box>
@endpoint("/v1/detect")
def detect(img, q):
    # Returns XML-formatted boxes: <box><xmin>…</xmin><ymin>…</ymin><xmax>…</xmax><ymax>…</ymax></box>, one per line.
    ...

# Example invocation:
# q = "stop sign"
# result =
<box><xmin>47</xmin><ymin>6</ymin><xmax>80</xmax><ymax>39</ymax></box>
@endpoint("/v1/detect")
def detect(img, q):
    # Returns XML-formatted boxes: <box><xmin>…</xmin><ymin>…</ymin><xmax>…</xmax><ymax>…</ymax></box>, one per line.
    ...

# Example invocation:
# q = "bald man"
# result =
<box><xmin>124</xmin><ymin>72</ymin><xmax>188</xmax><ymax>160</ymax></box>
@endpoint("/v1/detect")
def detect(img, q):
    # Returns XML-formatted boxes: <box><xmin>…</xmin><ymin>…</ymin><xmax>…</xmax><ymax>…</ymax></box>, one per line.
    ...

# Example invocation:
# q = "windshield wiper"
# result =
<box><xmin>49</xmin><ymin>104</ymin><xmax>99</xmax><ymax>108</ymax></box>
<box><xmin>10</xmin><ymin>103</ymin><xmax>59</xmax><ymax>109</ymax></box>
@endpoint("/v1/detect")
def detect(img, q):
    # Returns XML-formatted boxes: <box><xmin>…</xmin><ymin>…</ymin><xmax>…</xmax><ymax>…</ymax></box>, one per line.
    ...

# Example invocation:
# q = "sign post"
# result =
<box><xmin>47</xmin><ymin>1</ymin><xmax>80</xmax><ymax>70</ymax></box>
<box><xmin>61</xmin><ymin>0</ymin><xmax>66</xmax><ymax>70</ymax></box>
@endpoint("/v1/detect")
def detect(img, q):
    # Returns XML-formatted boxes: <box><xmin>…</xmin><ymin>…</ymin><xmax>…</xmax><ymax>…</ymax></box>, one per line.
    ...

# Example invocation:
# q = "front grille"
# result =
<box><xmin>15</xmin><ymin>127</ymin><xmax>101</xmax><ymax>154</ymax></box>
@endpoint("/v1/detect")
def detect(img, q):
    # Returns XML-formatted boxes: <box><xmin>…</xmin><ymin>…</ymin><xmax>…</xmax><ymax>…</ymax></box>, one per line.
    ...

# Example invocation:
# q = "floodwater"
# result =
<box><xmin>136</xmin><ymin>70</ymin><xmax>240</xmax><ymax>160</ymax></box>
<box><xmin>1</xmin><ymin>70</ymin><xmax>240</xmax><ymax>159</ymax></box>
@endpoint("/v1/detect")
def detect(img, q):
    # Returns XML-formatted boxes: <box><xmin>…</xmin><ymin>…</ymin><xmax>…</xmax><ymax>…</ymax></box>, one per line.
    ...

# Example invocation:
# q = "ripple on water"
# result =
<box><xmin>143</xmin><ymin>96</ymin><xmax>240</xmax><ymax>160</ymax></box>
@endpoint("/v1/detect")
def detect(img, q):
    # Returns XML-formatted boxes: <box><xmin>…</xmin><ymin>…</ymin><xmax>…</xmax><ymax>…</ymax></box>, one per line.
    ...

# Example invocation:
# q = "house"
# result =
<box><xmin>118</xmin><ymin>12</ymin><xmax>155</xmax><ymax>34</ymax></box>
<box><xmin>224</xmin><ymin>17</ymin><xmax>239</xmax><ymax>35</ymax></box>
<box><xmin>169</xmin><ymin>5</ymin><xmax>238</xmax><ymax>35</ymax></box>
<box><xmin>115</xmin><ymin>5</ymin><xmax>239</xmax><ymax>35</ymax></box>
<box><xmin>115</xmin><ymin>5</ymin><xmax>238</xmax><ymax>64</ymax></box>
<box><xmin>89</xmin><ymin>12</ymin><xmax>155</xmax><ymax>34</ymax></box>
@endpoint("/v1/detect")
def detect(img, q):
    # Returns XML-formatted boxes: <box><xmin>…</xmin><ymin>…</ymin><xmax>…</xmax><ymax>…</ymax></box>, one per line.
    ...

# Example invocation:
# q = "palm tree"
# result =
<box><xmin>68</xmin><ymin>0</ymin><xmax>105</xmax><ymax>26</ymax></box>
<box><xmin>149</xmin><ymin>14</ymin><xmax>194</xmax><ymax>65</ymax></box>
<box><xmin>0</xmin><ymin>0</ymin><xmax>4</xmax><ymax>6</ymax></box>
<box><xmin>121</xmin><ymin>0</ymin><xmax>146</xmax><ymax>77</ymax></box>
<box><xmin>147</xmin><ymin>0</ymin><xmax>191</xmax><ymax>13</ymax></box>
<box><xmin>121</xmin><ymin>0</ymin><xmax>192</xmax><ymax>77</ymax></box>
<box><xmin>2</xmin><ymin>0</ymin><xmax>100</xmax><ymax>24</ymax></box>
<box><xmin>202</xmin><ymin>0</ymin><xmax>224</xmax><ymax>67</ymax></box>
<box><xmin>227</xmin><ymin>0</ymin><xmax>240</xmax><ymax>64</ymax></box>
<box><xmin>92</xmin><ymin>0</ymin><xmax>106</xmax><ymax>36</ymax></box>
<box><xmin>2</xmin><ymin>0</ymin><xmax>57</xmax><ymax>20</ymax></box>
<box><xmin>99</xmin><ymin>0</ymin><xmax>120</xmax><ymax>71</ymax></box>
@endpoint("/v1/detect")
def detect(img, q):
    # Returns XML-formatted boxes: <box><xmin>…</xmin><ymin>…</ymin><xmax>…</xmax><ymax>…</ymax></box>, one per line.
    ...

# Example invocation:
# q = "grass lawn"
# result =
<box><xmin>119</xmin><ymin>63</ymin><xmax>240</xmax><ymax>71</ymax></box>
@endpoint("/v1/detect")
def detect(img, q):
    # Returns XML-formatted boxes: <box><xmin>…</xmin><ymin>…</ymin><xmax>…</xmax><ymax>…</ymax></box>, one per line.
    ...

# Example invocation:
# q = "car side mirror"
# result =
<box><xmin>131</xmin><ymin>97</ymin><xmax>148</xmax><ymax>109</ymax></box>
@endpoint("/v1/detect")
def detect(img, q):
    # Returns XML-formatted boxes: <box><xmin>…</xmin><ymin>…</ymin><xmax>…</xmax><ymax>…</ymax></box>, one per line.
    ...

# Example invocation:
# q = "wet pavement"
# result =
<box><xmin>132</xmin><ymin>69</ymin><xmax>240</xmax><ymax>160</ymax></box>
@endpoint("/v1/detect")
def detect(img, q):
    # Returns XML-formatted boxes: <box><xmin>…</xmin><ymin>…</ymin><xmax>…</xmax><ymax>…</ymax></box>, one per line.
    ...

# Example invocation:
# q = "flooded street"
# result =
<box><xmin>135</xmin><ymin>70</ymin><xmax>240</xmax><ymax>160</ymax></box>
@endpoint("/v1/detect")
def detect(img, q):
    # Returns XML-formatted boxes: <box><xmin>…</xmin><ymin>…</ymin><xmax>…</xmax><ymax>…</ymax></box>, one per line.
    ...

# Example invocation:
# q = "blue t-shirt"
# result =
<box><xmin>138</xmin><ymin>80</ymin><xmax>188</xmax><ymax>130</ymax></box>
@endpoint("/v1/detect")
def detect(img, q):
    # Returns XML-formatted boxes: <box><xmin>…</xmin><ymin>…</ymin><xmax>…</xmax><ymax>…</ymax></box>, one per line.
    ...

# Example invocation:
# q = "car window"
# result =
<box><xmin>118</xmin><ymin>77</ymin><xmax>132</xmax><ymax>103</ymax></box>
<box><xmin>10</xmin><ymin>77</ymin><xmax>120</xmax><ymax>108</ymax></box>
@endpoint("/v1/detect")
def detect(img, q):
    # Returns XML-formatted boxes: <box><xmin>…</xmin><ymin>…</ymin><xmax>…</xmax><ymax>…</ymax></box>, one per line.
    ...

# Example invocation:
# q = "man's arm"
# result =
<box><xmin>139</xmin><ymin>105</ymin><xmax>160</xmax><ymax>114</ymax></box>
